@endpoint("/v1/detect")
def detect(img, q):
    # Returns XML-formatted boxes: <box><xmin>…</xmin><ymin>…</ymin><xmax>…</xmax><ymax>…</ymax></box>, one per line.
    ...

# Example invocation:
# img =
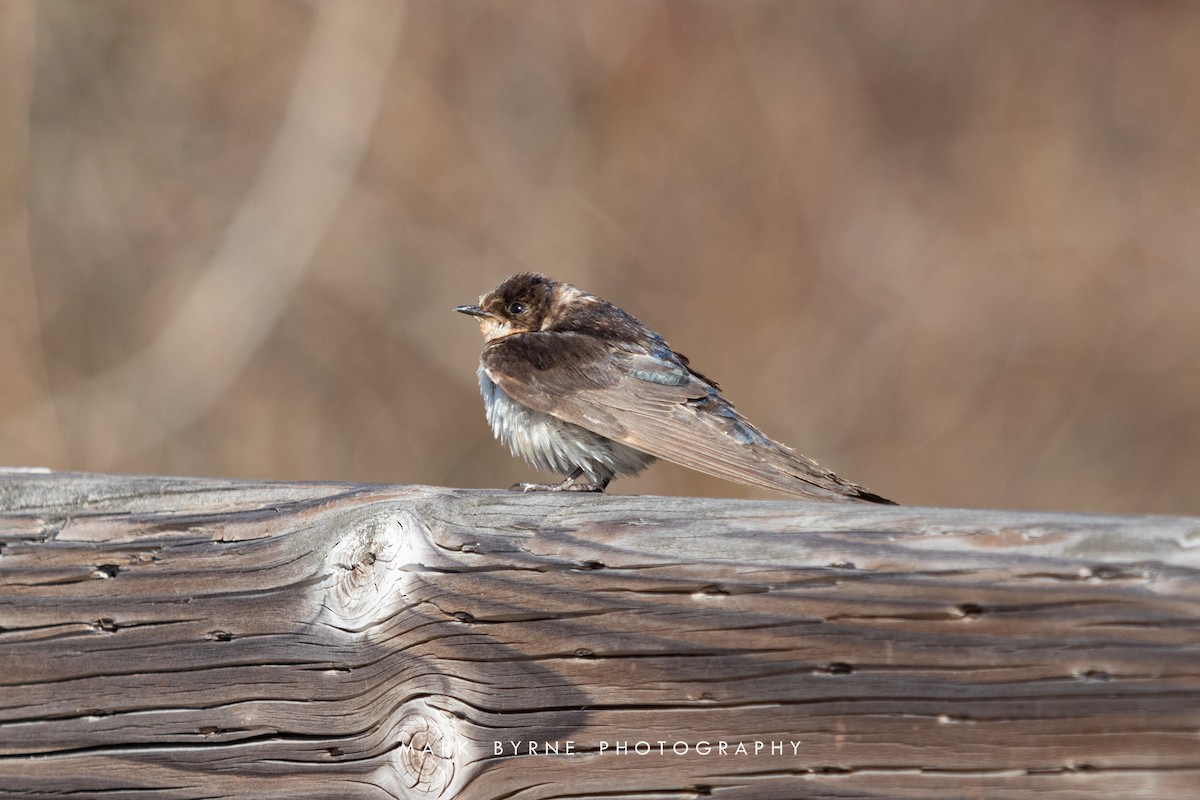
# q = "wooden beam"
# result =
<box><xmin>1</xmin><ymin>470</ymin><xmax>1198</xmax><ymax>798</ymax></box>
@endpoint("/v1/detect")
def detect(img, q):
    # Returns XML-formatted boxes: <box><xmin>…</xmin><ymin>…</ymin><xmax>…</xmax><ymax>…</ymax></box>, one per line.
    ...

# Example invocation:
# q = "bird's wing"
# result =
<box><xmin>482</xmin><ymin>333</ymin><xmax>893</xmax><ymax>503</ymax></box>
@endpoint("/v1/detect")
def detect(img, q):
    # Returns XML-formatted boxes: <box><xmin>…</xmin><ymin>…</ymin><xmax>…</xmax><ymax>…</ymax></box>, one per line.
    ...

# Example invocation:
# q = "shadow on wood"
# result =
<box><xmin>1</xmin><ymin>470</ymin><xmax>1199</xmax><ymax>798</ymax></box>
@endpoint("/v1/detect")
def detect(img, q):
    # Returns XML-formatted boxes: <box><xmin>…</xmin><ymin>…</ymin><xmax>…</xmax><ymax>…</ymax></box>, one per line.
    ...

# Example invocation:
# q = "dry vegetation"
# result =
<box><xmin>2</xmin><ymin>1</ymin><xmax>1199</xmax><ymax>513</ymax></box>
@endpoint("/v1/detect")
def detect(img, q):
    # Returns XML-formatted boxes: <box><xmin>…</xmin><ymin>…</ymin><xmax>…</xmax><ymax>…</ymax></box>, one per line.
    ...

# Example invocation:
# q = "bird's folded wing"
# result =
<box><xmin>482</xmin><ymin>334</ymin><xmax>891</xmax><ymax>502</ymax></box>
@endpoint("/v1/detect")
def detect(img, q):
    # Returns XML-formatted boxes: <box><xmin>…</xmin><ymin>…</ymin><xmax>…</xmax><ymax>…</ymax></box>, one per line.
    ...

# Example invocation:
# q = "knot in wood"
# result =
<box><xmin>324</xmin><ymin>513</ymin><xmax>407</xmax><ymax>628</ymax></box>
<box><xmin>389</xmin><ymin>706</ymin><xmax>459</xmax><ymax>796</ymax></box>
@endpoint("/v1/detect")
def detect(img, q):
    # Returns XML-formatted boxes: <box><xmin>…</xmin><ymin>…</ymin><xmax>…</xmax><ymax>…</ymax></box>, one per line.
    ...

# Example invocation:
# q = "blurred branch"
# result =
<box><xmin>0</xmin><ymin>1</ymin><xmax>59</xmax><ymax>458</ymax></box>
<box><xmin>0</xmin><ymin>0</ymin><xmax>403</xmax><ymax>465</ymax></box>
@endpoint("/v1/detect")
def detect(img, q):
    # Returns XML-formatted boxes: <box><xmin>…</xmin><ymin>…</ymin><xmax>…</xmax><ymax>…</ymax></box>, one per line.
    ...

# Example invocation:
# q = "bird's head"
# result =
<box><xmin>456</xmin><ymin>272</ymin><xmax>556</xmax><ymax>341</ymax></box>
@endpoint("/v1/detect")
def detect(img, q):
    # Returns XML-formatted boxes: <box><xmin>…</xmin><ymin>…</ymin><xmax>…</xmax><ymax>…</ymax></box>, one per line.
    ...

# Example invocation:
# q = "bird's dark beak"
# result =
<box><xmin>455</xmin><ymin>304</ymin><xmax>493</xmax><ymax>318</ymax></box>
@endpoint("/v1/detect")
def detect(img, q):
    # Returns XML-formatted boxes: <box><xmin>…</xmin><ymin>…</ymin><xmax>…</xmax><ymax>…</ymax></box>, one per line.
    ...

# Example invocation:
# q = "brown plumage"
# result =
<box><xmin>457</xmin><ymin>273</ymin><xmax>895</xmax><ymax>503</ymax></box>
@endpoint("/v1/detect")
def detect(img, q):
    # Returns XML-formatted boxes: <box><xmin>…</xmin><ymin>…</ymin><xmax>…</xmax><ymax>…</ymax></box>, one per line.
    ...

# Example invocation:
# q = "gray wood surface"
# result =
<box><xmin>1</xmin><ymin>470</ymin><xmax>1199</xmax><ymax>799</ymax></box>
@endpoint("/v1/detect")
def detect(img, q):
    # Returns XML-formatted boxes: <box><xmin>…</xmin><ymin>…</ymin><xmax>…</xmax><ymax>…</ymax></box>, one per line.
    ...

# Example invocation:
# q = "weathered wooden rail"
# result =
<box><xmin>1</xmin><ymin>470</ymin><xmax>1198</xmax><ymax>799</ymax></box>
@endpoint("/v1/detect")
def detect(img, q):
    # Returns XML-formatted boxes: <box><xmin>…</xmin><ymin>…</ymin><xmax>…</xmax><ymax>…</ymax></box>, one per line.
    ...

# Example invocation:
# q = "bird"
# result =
<box><xmin>456</xmin><ymin>273</ymin><xmax>894</xmax><ymax>504</ymax></box>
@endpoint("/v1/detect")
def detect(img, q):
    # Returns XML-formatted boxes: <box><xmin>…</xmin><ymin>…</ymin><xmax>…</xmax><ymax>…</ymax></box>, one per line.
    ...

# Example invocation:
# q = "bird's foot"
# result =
<box><xmin>510</xmin><ymin>481</ymin><xmax>606</xmax><ymax>493</ymax></box>
<box><xmin>510</xmin><ymin>468</ymin><xmax>609</xmax><ymax>493</ymax></box>
<box><xmin>511</xmin><ymin>482</ymin><xmax>556</xmax><ymax>492</ymax></box>
<box><xmin>560</xmin><ymin>482</ymin><xmax>607</xmax><ymax>492</ymax></box>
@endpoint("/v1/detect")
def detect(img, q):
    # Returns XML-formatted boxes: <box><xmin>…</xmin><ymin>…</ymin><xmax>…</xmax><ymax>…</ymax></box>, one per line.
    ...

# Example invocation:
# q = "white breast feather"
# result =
<box><xmin>478</xmin><ymin>367</ymin><xmax>654</xmax><ymax>485</ymax></box>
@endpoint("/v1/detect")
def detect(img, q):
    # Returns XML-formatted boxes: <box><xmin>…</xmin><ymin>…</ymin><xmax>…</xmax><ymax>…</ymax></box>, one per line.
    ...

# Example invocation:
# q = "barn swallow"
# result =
<box><xmin>456</xmin><ymin>273</ymin><xmax>894</xmax><ymax>503</ymax></box>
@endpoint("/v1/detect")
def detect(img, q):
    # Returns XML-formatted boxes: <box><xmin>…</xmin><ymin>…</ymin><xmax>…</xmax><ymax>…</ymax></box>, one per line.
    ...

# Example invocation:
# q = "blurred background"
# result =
<box><xmin>2</xmin><ymin>0</ymin><xmax>1199</xmax><ymax>515</ymax></box>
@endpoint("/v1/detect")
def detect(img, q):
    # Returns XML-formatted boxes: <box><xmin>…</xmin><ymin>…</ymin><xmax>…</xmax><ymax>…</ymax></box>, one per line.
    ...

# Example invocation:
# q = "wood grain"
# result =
<box><xmin>1</xmin><ymin>470</ymin><xmax>1199</xmax><ymax>798</ymax></box>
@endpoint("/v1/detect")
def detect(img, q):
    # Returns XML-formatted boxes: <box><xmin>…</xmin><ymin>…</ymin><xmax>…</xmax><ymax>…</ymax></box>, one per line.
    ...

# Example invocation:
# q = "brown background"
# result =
<box><xmin>2</xmin><ymin>0</ymin><xmax>1198</xmax><ymax>515</ymax></box>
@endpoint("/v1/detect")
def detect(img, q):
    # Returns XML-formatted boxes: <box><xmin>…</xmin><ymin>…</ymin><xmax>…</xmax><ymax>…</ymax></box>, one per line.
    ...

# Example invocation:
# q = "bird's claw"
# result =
<box><xmin>509</xmin><ymin>482</ymin><xmax>605</xmax><ymax>493</ymax></box>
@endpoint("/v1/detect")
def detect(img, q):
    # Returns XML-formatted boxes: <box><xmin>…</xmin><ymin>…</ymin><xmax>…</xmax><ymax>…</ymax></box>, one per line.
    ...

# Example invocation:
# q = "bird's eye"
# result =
<box><xmin>508</xmin><ymin>301</ymin><xmax>526</xmax><ymax>315</ymax></box>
